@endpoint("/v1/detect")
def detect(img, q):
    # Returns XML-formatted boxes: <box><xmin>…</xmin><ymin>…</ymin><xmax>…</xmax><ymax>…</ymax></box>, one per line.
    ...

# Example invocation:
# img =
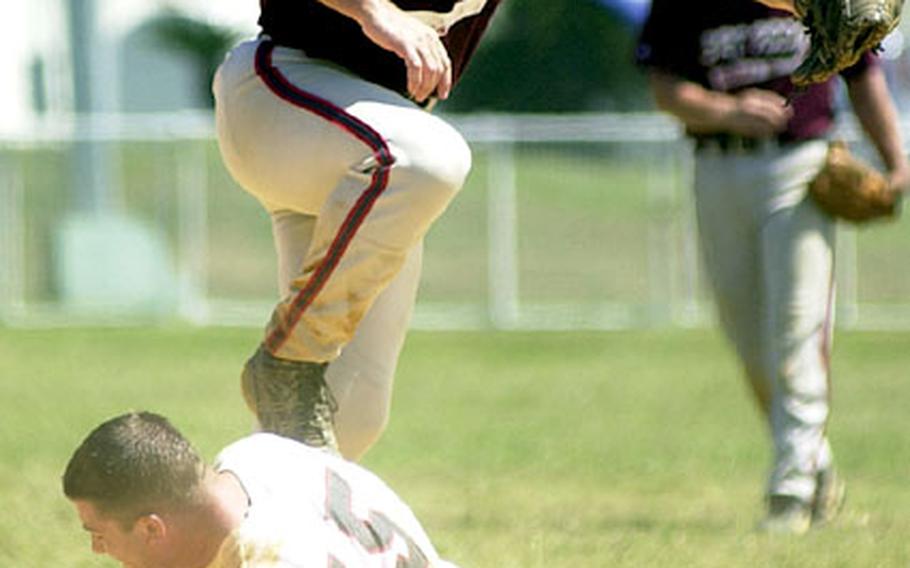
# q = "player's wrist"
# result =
<box><xmin>716</xmin><ymin>94</ymin><xmax>748</xmax><ymax>132</ymax></box>
<box><xmin>887</xmin><ymin>165</ymin><xmax>910</xmax><ymax>191</ymax></box>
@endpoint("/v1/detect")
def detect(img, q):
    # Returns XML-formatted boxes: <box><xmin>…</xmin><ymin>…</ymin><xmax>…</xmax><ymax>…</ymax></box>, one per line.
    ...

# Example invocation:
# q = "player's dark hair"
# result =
<box><xmin>62</xmin><ymin>411</ymin><xmax>206</xmax><ymax>527</ymax></box>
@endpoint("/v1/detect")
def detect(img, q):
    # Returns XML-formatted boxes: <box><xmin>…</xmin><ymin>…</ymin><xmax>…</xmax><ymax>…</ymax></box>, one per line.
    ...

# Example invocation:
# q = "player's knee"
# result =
<box><xmin>397</xmin><ymin>124</ymin><xmax>472</xmax><ymax>210</ymax></box>
<box><xmin>430</xmin><ymin>129</ymin><xmax>472</xmax><ymax>193</ymax></box>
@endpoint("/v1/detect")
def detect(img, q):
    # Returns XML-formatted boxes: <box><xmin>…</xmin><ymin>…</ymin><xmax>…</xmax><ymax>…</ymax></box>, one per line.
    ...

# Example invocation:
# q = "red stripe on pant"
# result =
<box><xmin>254</xmin><ymin>40</ymin><xmax>395</xmax><ymax>357</ymax></box>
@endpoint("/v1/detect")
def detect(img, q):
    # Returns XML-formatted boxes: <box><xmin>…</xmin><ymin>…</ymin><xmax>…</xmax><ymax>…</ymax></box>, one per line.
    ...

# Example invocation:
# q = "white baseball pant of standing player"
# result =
<box><xmin>694</xmin><ymin>139</ymin><xmax>836</xmax><ymax>504</ymax></box>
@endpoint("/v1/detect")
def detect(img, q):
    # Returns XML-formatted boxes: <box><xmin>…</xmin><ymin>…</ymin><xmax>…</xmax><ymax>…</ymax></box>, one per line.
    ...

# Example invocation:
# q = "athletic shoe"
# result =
<box><xmin>241</xmin><ymin>345</ymin><xmax>338</xmax><ymax>451</ymax></box>
<box><xmin>811</xmin><ymin>467</ymin><xmax>846</xmax><ymax>526</ymax></box>
<box><xmin>757</xmin><ymin>495</ymin><xmax>812</xmax><ymax>535</ymax></box>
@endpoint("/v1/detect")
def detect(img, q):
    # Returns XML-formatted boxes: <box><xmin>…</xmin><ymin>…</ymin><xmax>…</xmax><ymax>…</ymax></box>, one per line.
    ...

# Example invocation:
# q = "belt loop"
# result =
<box><xmin>693</xmin><ymin>133</ymin><xmax>782</xmax><ymax>155</ymax></box>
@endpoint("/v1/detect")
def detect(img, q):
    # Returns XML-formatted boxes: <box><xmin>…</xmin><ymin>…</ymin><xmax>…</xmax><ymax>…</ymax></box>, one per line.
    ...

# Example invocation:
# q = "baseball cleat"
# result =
<box><xmin>757</xmin><ymin>495</ymin><xmax>812</xmax><ymax>535</ymax></box>
<box><xmin>241</xmin><ymin>345</ymin><xmax>338</xmax><ymax>451</ymax></box>
<box><xmin>811</xmin><ymin>467</ymin><xmax>846</xmax><ymax>526</ymax></box>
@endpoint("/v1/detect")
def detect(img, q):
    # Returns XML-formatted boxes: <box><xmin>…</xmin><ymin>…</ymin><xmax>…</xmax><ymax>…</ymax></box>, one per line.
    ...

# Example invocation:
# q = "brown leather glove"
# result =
<box><xmin>809</xmin><ymin>140</ymin><xmax>903</xmax><ymax>222</ymax></box>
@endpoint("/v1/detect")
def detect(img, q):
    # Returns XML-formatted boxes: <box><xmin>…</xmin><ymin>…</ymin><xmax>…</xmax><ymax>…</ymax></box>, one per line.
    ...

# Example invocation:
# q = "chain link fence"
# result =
<box><xmin>1</xmin><ymin>111</ymin><xmax>908</xmax><ymax>330</ymax></box>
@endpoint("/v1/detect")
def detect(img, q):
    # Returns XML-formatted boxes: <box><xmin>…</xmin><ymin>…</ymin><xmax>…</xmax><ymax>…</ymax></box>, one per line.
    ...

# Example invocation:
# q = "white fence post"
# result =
<box><xmin>645</xmin><ymin>141</ymin><xmax>676</xmax><ymax>325</ymax></box>
<box><xmin>0</xmin><ymin>157</ymin><xmax>25</xmax><ymax>321</ymax></box>
<box><xmin>675</xmin><ymin>141</ymin><xmax>704</xmax><ymax>327</ymax></box>
<box><xmin>175</xmin><ymin>140</ymin><xmax>210</xmax><ymax>324</ymax></box>
<box><xmin>487</xmin><ymin>140</ymin><xmax>520</xmax><ymax>329</ymax></box>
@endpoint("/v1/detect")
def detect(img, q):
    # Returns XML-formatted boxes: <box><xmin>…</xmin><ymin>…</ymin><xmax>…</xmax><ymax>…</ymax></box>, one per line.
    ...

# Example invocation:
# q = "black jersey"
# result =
<box><xmin>259</xmin><ymin>0</ymin><xmax>502</xmax><ymax>97</ymax></box>
<box><xmin>636</xmin><ymin>0</ymin><xmax>876</xmax><ymax>141</ymax></box>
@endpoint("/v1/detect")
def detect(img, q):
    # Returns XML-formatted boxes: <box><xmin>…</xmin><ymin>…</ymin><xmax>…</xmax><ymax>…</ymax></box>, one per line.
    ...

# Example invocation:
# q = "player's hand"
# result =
<box><xmin>727</xmin><ymin>89</ymin><xmax>793</xmax><ymax>138</ymax></box>
<box><xmin>358</xmin><ymin>1</ymin><xmax>452</xmax><ymax>102</ymax></box>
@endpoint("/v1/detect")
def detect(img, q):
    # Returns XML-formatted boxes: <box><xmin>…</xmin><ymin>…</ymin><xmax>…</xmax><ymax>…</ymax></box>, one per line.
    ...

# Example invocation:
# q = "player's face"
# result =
<box><xmin>72</xmin><ymin>500</ymin><xmax>159</xmax><ymax>568</ymax></box>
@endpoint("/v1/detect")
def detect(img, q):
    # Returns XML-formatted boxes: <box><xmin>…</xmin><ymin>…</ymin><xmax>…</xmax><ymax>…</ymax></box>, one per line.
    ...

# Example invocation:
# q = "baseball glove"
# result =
<box><xmin>808</xmin><ymin>140</ymin><xmax>902</xmax><ymax>222</ymax></box>
<box><xmin>792</xmin><ymin>0</ymin><xmax>905</xmax><ymax>87</ymax></box>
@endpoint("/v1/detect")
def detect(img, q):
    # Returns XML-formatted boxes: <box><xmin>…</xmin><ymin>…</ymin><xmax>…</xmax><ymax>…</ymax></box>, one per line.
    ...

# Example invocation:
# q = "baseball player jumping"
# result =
<box><xmin>64</xmin><ymin>412</ymin><xmax>458</xmax><ymax>567</ymax></box>
<box><xmin>213</xmin><ymin>0</ymin><xmax>502</xmax><ymax>458</ymax></box>
<box><xmin>637</xmin><ymin>0</ymin><xmax>909</xmax><ymax>534</ymax></box>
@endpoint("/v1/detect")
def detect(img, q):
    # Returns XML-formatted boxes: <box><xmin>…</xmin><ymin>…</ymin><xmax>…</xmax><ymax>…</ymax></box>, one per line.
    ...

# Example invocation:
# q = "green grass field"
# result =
<box><xmin>1</xmin><ymin>327</ymin><xmax>908</xmax><ymax>567</ymax></box>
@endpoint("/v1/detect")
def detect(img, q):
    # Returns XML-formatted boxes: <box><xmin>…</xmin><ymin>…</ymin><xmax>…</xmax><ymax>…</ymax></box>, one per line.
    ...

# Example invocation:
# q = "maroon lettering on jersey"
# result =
<box><xmin>258</xmin><ymin>0</ymin><xmax>502</xmax><ymax>98</ymax></box>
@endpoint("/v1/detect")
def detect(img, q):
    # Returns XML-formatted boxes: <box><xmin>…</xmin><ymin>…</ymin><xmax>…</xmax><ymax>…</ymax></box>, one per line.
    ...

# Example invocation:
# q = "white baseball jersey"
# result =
<box><xmin>206</xmin><ymin>434</ymin><xmax>451</xmax><ymax>567</ymax></box>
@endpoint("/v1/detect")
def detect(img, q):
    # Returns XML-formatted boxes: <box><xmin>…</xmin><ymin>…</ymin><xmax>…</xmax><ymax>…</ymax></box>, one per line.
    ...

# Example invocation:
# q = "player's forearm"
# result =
<box><xmin>315</xmin><ymin>0</ymin><xmax>451</xmax><ymax>101</ymax></box>
<box><xmin>847</xmin><ymin>66</ymin><xmax>908</xmax><ymax>173</ymax></box>
<box><xmin>648</xmin><ymin>72</ymin><xmax>739</xmax><ymax>133</ymax></box>
<box><xmin>316</xmin><ymin>0</ymin><xmax>392</xmax><ymax>24</ymax></box>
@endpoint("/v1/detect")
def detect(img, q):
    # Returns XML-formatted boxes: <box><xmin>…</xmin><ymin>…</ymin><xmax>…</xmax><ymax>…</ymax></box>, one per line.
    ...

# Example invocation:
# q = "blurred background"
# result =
<box><xmin>1</xmin><ymin>0</ymin><xmax>909</xmax><ymax>332</ymax></box>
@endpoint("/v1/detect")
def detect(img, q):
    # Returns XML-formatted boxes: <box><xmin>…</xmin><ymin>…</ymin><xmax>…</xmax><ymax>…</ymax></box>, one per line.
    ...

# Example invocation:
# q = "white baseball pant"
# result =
<box><xmin>214</xmin><ymin>38</ymin><xmax>471</xmax><ymax>457</ymax></box>
<box><xmin>693</xmin><ymin>139</ymin><xmax>835</xmax><ymax>503</ymax></box>
<box><xmin>270</xmin><ymin>211</ymin><xmax>423</xmax><ymax>459</ymax></box>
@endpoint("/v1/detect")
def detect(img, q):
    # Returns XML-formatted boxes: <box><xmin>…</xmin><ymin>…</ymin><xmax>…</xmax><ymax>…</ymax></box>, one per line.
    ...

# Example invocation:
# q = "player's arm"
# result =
<box><xmin>648</xmin><ymin>70</ymin><xmax>793</xmax><ymax>138</ymax></box>
<box><xmin>316</xmin><ymin>0</ymin><xmax>452</xmax><ymax>101</ymax></box>
<box><xmin>845</xmin><ymin>65</ymin><xmax>910</xmax><ymax>191</ymax></box>
<box><xmin>754</xmin><ymin>0</ymin><xmax>796</xmax><ymax>12</ymax></box>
